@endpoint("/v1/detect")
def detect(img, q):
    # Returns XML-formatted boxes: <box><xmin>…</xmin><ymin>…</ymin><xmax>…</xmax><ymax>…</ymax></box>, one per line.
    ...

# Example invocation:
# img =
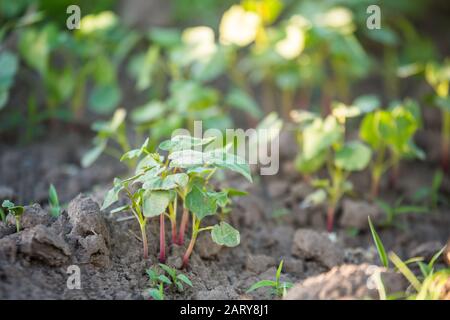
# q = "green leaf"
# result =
<box><xmin>143</xmin><ymin>190</ymin><xmax>170</xmax><ymax>217</ymax></box>
<box><xmin>131</xmin><ymin>101</ymin><xmax>166</xmax><ymax>124</ymax></box>
<box><xmin>1</xmin><ymin>200</ymin><xmax>24</xmax><ymax>217</ymax></box>
<box><xmin>225</xmin><ymin>87</ymin><xmax>262</xmax><ymax>119</ymax></box>
<box><xmin>81</xmin><ymin>142</ymin><xmax>106</xmax><ymax>168</ymax></box>
<box><xmin>142</xmin><ymin>173</ymin><xmax>188</xmax><ymax>191</ymax></box>
<box><xmin>135</xmin><ymin>155</ymin><xmax>161</xmax><ymax>174</ymax></box>
<box><xmin>276</xmin><ymin>260</ymin><xmax>284</xmax><ymax>282</ymax></box>
<box><xmin>353</xmin><ymin>95</ymin><xmax>380</xmax><ymax>113</ymax></box>
<box><xmin>88</xmin><ymin>84</ymin><xmax>121</xmax><ymax>115</ymax></box>
<box><xmin>205</xmin><ymin>150</ymin><xmax>252</xmax><ymax>182</ymax></box>
<box><xmin>101</xmin><ymin>178</ymin><xmax>124</xmax><ymax>210</ymax></box>
<box><xmin>368</xmin><ymin>216</ymin><xmax>389</xmax><ymax>268</ymax></box>
<box><xmin>211</xmin><ymin>222</ymin><xmax>240</xmax><ymax>247</ymax></box>
<box><xmin>148</xmin><ymin>27</ymin><xmax>181</xmax><ymax>47</ymax></box>
<box><xmin>110</xmin><ymin>205</ymin><xmax>130</xmax><ymax>214</ymax></box>
<box><xmin>148</xmin><ymin>288</ymin><xmax>164</xmax><ymax>300</ymax></box>
<box><xmin>300</xmin><ymin>189</ymin><xmax>326</xmax><ymax>209</ymax></box>
<box><xmin>158</xmin><ymin>274</ymin><xmax>172</xmax><ymax>285</ymax></box>
<box><xmin>158</xmin><ymin>263</ymin><xmax>176</xmax><ymax>278</ymax></box>
<box><xmin>0</xmin><ymin>51</ymin><xmax>18</xmax><ymax>95</ymax></box>
<box><xmin>48</xmin><ymin>184</ymin><xmax>59</xmax><ymax>207</ymax></box>
<box><xmin>295</xmin><ymin>151</ymin><xmax>326</xmax><ymax>174</ymax></box>
<box><xmin>334</xmin><ymin>141</ymin><xmax>372</xmax><ymax>171</ymax></box>
<box><xmin>169</xmin><ymin>149</ymin><xmax>205</xmax><ymax>168</ymax></box>
<box><xmin>160</xmin><ymin>135</ymin><xmax>216</xmax><ymax>152</ymax></box>
<box><xmin>177</xmin><ymin>274</ymin><xmax>193</xmax><ymax>287</ymax></box>
<box><xmin>302</xmin><ymin>116</ymin><xmax>341</xmax><ymax>160</ymax></box>
<box><xmin>246</xmin><ymin>280</ymin><xmax>277</xmax><ymax>293</ymax></box>
<box><xmin>207</xmin><ymin>191</ymin><xmax>229</xmax><ymax>207</ymax></box>
<box><xmin>185</xmin><ymin>185</ymin><xmax>217</xmax><ymax>220</ymax></box>
<box><xmin>48</xmin><ymin>184</ymin><xmax>60</xmax><ymax>217</ymax></box>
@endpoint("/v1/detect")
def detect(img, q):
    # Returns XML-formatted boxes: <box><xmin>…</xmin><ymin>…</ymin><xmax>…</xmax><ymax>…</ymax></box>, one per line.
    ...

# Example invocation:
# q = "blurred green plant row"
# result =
<box><xmin>0</xmin><ymin>0</ymin><xmax>448</xmax><ymax>171</ymax></box>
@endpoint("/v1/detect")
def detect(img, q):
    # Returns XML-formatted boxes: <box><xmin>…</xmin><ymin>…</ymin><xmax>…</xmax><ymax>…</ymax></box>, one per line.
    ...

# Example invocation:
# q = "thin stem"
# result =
<box><xmin>371</xmin><ymin>146</ymin><xmax>386</xmax><ymax>199</ymax></box>
<box><xmin>371</xmin><ymin>170</ymin><xmax>381</xmax><ymax>200</ymax></box>
<box><xmin>170</xmin><ymin>198</ymin><xmax>178</xmax><ymax>244</ymax></box>
<box><xmin>178</xmin><ymin>207</ymin><xmax>189</xmax><ymax>245</ymax></box>
<box><xmin>326</xmin><ymin>206</ymin><xmax>335</xmax><ymax>233</ymax></box>
<box><xmin>140</xmin><ymin>221</ymin><xmax>148</xmax><ymax>259</ymax></box>
<box><xmin>15</xmin><ymin>217</ymin><xmax>20</xmax><ymax>233</ymax></box>
<box><xmin>159</xmin><ymin>213</ymin><xmax>166</xmax><ymax>263</ymax></box>
<box><xmin>182</xmin><ymin>216</ymin><xmax>200</xmax><ymax>269</ymax></box>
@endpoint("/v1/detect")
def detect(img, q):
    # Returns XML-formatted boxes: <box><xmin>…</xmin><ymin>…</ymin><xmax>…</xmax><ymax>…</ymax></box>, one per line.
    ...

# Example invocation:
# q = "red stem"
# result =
<box><xmin>159</xmin><ymin>214</ymin><xmax>166</xmax><ymax>263</ymax></box>
<box><xmin>178</xmin><ymin>208</ymin><xmax>189</xmax><ymax>245</ymax></box>
<box><xmin>182</xmin><ymin>232</ymin><xmax>197</xmax><ymax>269</ymax></box>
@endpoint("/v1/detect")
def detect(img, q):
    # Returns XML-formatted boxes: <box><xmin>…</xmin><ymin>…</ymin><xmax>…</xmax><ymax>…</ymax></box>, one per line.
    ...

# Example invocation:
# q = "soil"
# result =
<box><xmin>0</xmin><ymin>130</ymin><xmax>449</xmax><ymax>300</ymax></box>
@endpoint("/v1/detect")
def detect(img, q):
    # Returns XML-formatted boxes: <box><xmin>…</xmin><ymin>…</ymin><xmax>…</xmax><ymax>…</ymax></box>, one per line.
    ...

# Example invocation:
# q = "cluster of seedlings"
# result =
<box><xmin>293</xmin><ymin>95</ymin><xmax>446</xmax><ymax>231</ymax></box>
<box><xmin>101</xmin><ymin>134</ymin><xmax>251</xmax><ymax>267</ymax></box>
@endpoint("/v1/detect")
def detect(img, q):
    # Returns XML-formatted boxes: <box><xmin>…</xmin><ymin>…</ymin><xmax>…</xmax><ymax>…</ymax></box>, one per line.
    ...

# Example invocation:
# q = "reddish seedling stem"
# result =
<box><xmin>370</xmin><ymin>173</ymin><xmax>380</xmax><ymax>200</ymax></box>
<box><xmin>182</xmin><ymin>216</ymin><xmax>200</xmax><ymax>269</ymax></box>
<box><xmin>182</xmin><ymin>231</ymin><xmax>197</xmax><ymax>269</ymax></box>
<box><xmin>326</xmin><ymin>206</ymin><xmax>335</xmax><ymax>233</ymax></box>
<box><xmin>178</xmin><ymin>207</ymin><xmax>189</xmax><ymax>245</ymax></box>
<box><xmin>159</xmin><ymin>214</ymin><xmax>166</xmax><ymax>263</ymax></box>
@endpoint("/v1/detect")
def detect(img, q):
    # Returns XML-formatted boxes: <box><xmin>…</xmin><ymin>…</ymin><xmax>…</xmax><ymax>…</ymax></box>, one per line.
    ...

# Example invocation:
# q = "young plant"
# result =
<box><xmin>146</xmin><ymin>263</ymin><xmax>193</xmax><ymax>300</ymax></box>
<box><xmin>102</xmin><ymin>134</ymin><xmax>252</xmax><ymax>266</ymax></box>
<box><xmin>425</xmin><ymin>60</ymin><xmax>450</xmax><ymax>173</ymax></box>
<box><xmin>1</xmin><ymin>200</ymin><xmax>24</xmax><ymax>232</ymax></box>
<box><xmin>146</xmin><ymin>267</ymin><xmax>168</xmax><ymax>300</ymax></box>
<box><xmin>81</xmin><ymin>108</ymin><xmax>132</xmax><ymax>168</ymax></box>
<box><xmin>296</xmin><ymin>115</ymin><xmax>372</xmax><ymax>231</ymax></box>
<box><xmin>48</xmin><ymin>184</ymin><xmax>61</xmax><ymax>217</ymax></box>
<box><xmin>360</xmin><ymin>100</ymin><xmax>424</xmax><ymax>198</ymax></box>
<box><xmin>101</xmin><ymin>140</ymin><xmax>172</xmax><ymax>260</ymax></box>
<box><xmin>246</xmin><ymin>260</ymin><xmax>293</xmax><ymax>298</ymax></box>
<box><xmin>375</xmin><ymin>198</ymin><xmax>428</xmax><ymax>227</ymax></box>
<box><xmin>158</xmin><ymin>263</ymin><xmax>193</xmax><ymax>292</ymax></box>
<box><xmin>156</xmin><ymin>135</ymin><xmax>252</xmax><ymax>268</ymax></box>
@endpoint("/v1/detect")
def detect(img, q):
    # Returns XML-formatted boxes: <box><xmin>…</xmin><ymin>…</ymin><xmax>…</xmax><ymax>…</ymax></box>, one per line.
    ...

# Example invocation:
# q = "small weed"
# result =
<box><xmin>247</xmin><ymin>260</ymin><xmax>293</xmax><ymax>298</ymax></box>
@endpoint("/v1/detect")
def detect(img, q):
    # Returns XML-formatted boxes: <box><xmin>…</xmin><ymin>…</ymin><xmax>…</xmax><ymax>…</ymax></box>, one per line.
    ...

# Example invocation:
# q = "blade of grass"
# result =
<box><xmin>368</xmin><ymin>216</ymin><xmax>389</xmax><ymax>268</ymax></box>
<box><xmin>389</xmin><ymin>252</ymin><xmax>421</xmax><ymax>292</ymax></box>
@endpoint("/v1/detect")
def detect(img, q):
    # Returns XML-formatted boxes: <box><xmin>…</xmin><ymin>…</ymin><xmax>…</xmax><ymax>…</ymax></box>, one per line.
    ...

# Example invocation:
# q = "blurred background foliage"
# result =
<box><xmin>0</xmin><ymin>0</ymin><xmax>448</xmax><ymax>155</ymax></box>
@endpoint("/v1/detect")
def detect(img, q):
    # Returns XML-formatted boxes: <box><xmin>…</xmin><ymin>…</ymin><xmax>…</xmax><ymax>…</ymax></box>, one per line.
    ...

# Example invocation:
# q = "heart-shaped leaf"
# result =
<box><xmin>143</xmin><ymin>190</ymin><xmax>171</xmax><ymax>217</ymax></box>
<box><xmin>334</xmin><ymin>141</ymin><xmax>372</xmax><ymax>171</ymax></box>
<box><xmin>211</xmin><ymin>222</ymin><xmax>240</xmax><ymax>247</ymax></box>
<box><xmin>185</xmin><ymin>185</ymin><xmax>217</xmax><ymax>220</ymax></box>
